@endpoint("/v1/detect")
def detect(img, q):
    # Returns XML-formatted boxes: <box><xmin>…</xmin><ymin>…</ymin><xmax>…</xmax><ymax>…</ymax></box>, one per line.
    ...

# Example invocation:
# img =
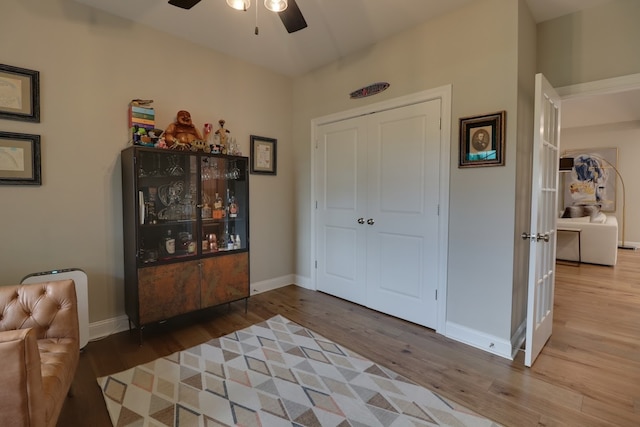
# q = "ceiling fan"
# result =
<box><xmin>167</xmin><ymin>0</ymin><xmax>307</xmax><ymax>34</ymax></box>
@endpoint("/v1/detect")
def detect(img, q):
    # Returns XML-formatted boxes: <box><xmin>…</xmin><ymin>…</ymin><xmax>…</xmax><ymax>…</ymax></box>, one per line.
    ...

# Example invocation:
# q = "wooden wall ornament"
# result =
<box><xmin>350</xmin><ymin>82</ymin><xmax>390</xmax><ymax>99</ymax></box>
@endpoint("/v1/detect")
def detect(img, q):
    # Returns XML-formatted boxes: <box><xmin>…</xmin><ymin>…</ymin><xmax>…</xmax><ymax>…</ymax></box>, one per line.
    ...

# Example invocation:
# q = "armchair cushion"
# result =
<box><xmin>0</xmin><ymin>279</ymin><xmax>79</xmax><ymax>427</ymax></box>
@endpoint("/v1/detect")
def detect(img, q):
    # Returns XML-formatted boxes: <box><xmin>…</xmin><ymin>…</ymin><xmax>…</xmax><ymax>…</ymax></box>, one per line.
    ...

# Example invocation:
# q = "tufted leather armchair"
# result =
<box><xmin>0</xmin><ymin>279</ymin><xmax>80</xmax><ymax>427</ymax></box>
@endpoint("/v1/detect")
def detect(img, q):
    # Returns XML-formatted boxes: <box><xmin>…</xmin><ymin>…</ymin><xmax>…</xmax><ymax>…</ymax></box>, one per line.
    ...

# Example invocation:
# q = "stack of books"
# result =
<box><xmin>129</xmin><ymin>101</ymin><xmax>156</xmax><ymax>145</ymax></box>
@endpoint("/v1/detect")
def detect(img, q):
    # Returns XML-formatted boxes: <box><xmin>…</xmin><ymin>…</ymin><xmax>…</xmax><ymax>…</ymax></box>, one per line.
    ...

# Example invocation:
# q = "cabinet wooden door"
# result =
<box><xmin>137</xmin><ymin>260</ymin><xmax>201</xmax><ymax>324</ymax></box>
<box><xmin>201</xmin><ymin>253</ymin><xmax>249</xmax><ymax>307</ymax></box>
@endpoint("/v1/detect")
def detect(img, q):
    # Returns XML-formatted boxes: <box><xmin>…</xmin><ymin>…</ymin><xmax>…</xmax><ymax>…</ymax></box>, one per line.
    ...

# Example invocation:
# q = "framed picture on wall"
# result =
<box><xmin>250</xmin><ymin>135</ymin><xmax>277</xmax><ymax>175</ymax></box>
<box><xmin>0</xmin><ymin>131</ymin><xmax>41</xmax><ymax>185</ymax></box>
<box><xmin>0</xmin><ymin>64</ymin><xmax>40</xmax><ymax>123</ymax></box>
<box><xmin>459</xmin><ymin>111</ymin><xmax>506</xmax><ymax>168</ymax></box>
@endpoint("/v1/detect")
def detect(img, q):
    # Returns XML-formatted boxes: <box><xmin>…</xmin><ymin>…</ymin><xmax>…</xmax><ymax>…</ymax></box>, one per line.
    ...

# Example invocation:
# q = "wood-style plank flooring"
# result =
<box><xmin>58</xmin><ymin>249</ymin><xmax>640</xmax><ymax>426</ymax></box>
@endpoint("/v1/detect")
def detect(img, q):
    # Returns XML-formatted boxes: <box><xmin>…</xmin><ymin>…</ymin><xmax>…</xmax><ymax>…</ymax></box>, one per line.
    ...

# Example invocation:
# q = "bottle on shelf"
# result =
<box><xmin>201</xmin><ymin>203</ymin><xmax>212</xmax><ymax>219</ymax></box>
<box><xmin>234</xmin><ymin>234</ymin><xmax>241</xmax><ymax>249</ymax></box>
<box><xmin>213</xmin><ymin>192</ymin><xmax>224</xmax><ymax>219</ymax></box>
<box><xmin>208</xmin><ymin>233</ymin><xmax>218</xmax><ymax>251</ymax></box>
<box><xmin>187</xmin><ymin>233</ymin><xmax>196</xmax><ymax>254</ymax></box>
<box><xmin>162</xmin><ymin>229</ymin><xmax>176</xmax><ymax>256</ymax></box>
<box><xmin>227</xmin><ymin>234</ymin><xmax>235</xmax><ymax>250</ymax></box>
<box><xmin>228</xmin><ymin>193</ymin><xmax>238</xmax><ymax>218</ymax></box>
<box><xmin>202</xmin><ymin>233</ymin><xmax>209</xmax><ymax>252</ymax></box>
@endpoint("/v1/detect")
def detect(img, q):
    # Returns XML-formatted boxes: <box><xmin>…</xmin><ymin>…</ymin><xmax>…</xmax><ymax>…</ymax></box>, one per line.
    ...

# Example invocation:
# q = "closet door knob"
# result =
<box><xmin>367</xmin><ymin>218</ymin><xmax>375</xmax><ymax>225</ymax></box>
<box><xmin>357</xmin><ymin>218</ymin><xmax>365</xmax><ymax>224</ymax></box>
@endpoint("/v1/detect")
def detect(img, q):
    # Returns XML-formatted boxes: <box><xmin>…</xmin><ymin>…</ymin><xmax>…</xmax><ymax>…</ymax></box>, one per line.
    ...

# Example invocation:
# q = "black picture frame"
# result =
<box><xmin>459</xmin><ymin>111</ymin><xmax>506</xmax><ymax>168</ymax></box>
<box><xmin>0</xmin><ymin>64</ymin><xmax>40</xmax><ymax>123</ymax></box>
<box><xmin>250</xmin><ymin>135</ymin><xmax>277</xmax><ymax>175</ymax></box>
<box><xmin>0</xmin><ymin>131</ymin><xmax>41</xmax><ymax>185</ymax></box>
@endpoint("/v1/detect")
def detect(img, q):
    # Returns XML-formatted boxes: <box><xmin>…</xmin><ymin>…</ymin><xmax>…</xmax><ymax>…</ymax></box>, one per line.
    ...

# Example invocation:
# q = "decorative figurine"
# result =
<box><xmin>215</xmin><ymin>119</ymin><xmax>230</xmax><ymax>153</ymax></box>
<box><xmin>163</xmin><ymin>110</ymin><xmax>203</xmax><ymax>150</ymax></box>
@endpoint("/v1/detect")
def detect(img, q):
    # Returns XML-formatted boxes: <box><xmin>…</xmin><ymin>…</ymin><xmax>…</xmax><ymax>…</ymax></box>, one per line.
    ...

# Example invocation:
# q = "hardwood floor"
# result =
<box><xmin>58</xmin><ymin>249</ymin><xmax>640</xmax><ymax>426</ymax></box>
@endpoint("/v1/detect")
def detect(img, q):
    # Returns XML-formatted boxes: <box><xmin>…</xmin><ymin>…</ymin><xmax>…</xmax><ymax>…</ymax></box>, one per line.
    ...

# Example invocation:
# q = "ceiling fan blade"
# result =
<box><xmin>168</xmin><ymin>0</ymin><xmax>201</xmax><ymax>10</ymax></box>
<box><xmin>278</xmin><ymin>0</ymin><xmax>307</xmax><ymax>33</ymax></box>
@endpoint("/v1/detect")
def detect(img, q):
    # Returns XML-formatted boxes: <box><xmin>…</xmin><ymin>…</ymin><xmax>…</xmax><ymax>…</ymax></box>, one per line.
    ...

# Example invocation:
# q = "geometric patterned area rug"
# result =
<box><xmin>98</xmin><ymin>315</ymin><xmax>501</xmax><ymax>427</ymax></box>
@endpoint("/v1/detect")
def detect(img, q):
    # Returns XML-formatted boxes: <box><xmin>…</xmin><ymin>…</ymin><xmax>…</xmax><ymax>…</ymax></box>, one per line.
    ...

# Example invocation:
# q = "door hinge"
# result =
<box><xmin>315</xmin><ymin>139</ymin><xmax>318</xmax><ymax>149</ymax></box>
<box><xmin>315</xmin><ymin>260</ymin><xmax>317</xmax><ymax>269</ymax></box>
<box><xmin>435</xmin><ymin>289</ymin><xmax>438</xmax><ymax>300</ymax></box>
<box><xmin>437</xmin><ymin>204</ymin><xmax>440</xmax><ymax>216</ymax></box>
<box><xmin>315</xmin><ymin>201</ymin><xmax>318</xmax><ymax>209</ymax></box>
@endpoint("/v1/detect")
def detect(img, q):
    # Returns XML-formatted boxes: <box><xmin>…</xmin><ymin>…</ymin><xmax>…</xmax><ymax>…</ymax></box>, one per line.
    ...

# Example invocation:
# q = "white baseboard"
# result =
<box><xmin>294</xmin><ymin>274</ymin><xmax>313</xmax><ymax>290</ymax></box>
<box><xmin>250</xmin><ymin>274</ymin><xmax>296</xmax><ymax>295</ymax></box>
<box><xmin>89</xmin><ymin>314</ymin><xmax>130</xmax><ymax>342</ymax></box>
<box><xmin>445</xmin><ymin>321</ymin><xmax>513</xmax><ymax>360</ymax></box>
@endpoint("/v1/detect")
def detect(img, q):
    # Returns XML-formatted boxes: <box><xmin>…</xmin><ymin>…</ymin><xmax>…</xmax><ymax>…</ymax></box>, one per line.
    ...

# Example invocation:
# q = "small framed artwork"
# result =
<box><xmin>250</xmin><ymin>135</ymin><xmax>277</xmax><ymax>175</ymax></box>
<box><xmin>459</xmin><ymin>111</ymin><xmax>506</xmax><ymax>168</ymax></box>
<box><xmin>0</xmin><ymin>64</ymin><xmax>40</xmax><ymax>123</ymax></box>
<box><xmin>0</xmin><ymin>131</ymin><xmax>41</xmax><ymax>185</ymax></box>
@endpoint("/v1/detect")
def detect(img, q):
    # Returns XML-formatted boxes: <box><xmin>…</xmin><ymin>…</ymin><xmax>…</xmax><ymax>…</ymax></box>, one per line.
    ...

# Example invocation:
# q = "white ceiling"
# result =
<box><xmin>74</xmin><ymin>0</ymin><xmax>613</xmax><ymax>77</ymax></box>
<box><xmin>74</xmin><ymin>0</ymin><xmax>637</xmax><ymax>128</ymax></box>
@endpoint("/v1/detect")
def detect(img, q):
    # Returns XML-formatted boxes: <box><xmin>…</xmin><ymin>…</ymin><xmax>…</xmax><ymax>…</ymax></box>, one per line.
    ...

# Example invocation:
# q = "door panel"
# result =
<box><xmin>377</xmin><ymin>233</ymin><xmax>423</xmax><ymax>297</ymax></box>
<box><xmin>366</xmin><ymin>101</ymin><xmax>441</xmax><ymax>328</ymax></box>
<box><xmin>316</xmin><ymin>118</ymin><xmax>368</xmax><ymax>304</ymax></box>
<box><xmin>525</xmin><ymin>73</ymin><xmax>561</xmax><ymax>367</ymax></box>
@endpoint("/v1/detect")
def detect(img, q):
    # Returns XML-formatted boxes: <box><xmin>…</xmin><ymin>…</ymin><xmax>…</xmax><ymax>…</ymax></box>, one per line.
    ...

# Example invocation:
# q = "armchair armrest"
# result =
<box><xmin>0</xmin><ymin>328</ymin><xmax>46</xmax><ymax>427</ymax></box>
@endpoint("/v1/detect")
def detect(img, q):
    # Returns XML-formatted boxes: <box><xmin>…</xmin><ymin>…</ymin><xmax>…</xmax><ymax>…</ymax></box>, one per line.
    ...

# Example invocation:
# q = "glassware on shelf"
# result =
<box><xmin>166</xmin><ymin>155</ymin><xmax>185</xmax><ymax>176</ymax></box>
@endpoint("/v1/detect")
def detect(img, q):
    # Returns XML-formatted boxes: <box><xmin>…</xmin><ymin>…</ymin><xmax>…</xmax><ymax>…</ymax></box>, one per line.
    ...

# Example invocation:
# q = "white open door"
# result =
<box><xmin>524</xmin><ymin>73</ymin><xmax>561</xmax><ymax>367</ymax></box>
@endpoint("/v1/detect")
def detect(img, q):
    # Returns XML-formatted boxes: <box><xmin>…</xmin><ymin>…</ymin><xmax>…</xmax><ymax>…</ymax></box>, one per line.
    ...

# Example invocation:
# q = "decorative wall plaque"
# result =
<box><xmin>349</xmin><ymin>82</ymin><xmax>390</xmax><ymax>99</ymax></box>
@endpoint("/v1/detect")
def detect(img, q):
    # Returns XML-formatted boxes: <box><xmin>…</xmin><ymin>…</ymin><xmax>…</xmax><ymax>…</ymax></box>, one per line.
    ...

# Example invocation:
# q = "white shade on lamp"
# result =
<box><xmin>264</xmin><ymin>0</ymin><xmax>287</xmax><ymax>12</ymax></box>
<box><xmin>227</xmin><ymin>0</ymin><xmax>250</xmax><ymax>11</ymax></box>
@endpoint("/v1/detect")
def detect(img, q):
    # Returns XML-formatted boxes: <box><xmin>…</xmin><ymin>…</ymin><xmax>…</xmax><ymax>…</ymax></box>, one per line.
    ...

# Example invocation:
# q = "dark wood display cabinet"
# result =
<box><xmin>121</xmin><ymin>146</ymin><xmax>249</xmax><ymax>339</ymax></box>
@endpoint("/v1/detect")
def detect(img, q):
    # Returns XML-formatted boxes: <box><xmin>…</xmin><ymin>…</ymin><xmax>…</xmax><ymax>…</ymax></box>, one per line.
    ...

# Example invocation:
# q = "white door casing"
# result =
<box><xmin>525</xmin><ymin>73</ymin><xmax>561</xmax><ymax>367</ymax></box>
<box><xmin>314</xmin><ymin>96</ymin><xmax>443</xmax><ymax>330</ymax></box>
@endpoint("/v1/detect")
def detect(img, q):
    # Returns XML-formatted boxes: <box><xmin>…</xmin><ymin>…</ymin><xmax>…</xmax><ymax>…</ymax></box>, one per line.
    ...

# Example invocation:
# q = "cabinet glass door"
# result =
<box><xmin>200</xmin><ymin>155</ymin><xmax>247</xmax><ymax>254</ymax></box>
<box><xmin>136</xmin><ymin>151</ymin><xmax>198</xmax><ymax>264</ymax></box>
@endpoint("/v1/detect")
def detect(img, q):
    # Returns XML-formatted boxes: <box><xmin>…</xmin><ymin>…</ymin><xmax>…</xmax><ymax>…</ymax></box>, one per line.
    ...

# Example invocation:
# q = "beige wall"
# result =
<box><xmin>293</xmin><ymin>0</ymin><xmax>530</xmax><ymax>345</ymax></box>
<box><xmin>511</xmin><ymin>0</ymin><xmax>537</xmax><ymax>342</ymax></box>
<box><xmin>561</xmin><ymin>121</ymin><xmax>640</xmax><ymax>245</ymax></box>
<box><xmin>537</xmin><ymin>0</ymin><xmax>640</xmax><ymax>87</ymax></box>
<box><xmin>0</xmin><ymin>0</ymin><xmax>294</xmax><ymax>323</ymax></box>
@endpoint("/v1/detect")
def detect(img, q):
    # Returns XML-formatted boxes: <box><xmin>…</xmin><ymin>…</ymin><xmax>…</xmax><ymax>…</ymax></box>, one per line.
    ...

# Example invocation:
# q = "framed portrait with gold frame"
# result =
<box><xmin>459</xmin><ymin>111</ymin><xmax>505</xmax><ymax>168</ymax></box>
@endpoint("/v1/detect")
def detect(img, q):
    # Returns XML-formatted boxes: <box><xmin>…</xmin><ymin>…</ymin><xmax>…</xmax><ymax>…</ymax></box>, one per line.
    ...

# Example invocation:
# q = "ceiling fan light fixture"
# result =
<box><xmin>264</xmin><ymin>0</ymin><xmax>287</xmax><ymax>12</ymax></box>
<box><xmin>227</xmin><ymin>0</ymin><xmax>250</xmax><ymax>11</ymax></box>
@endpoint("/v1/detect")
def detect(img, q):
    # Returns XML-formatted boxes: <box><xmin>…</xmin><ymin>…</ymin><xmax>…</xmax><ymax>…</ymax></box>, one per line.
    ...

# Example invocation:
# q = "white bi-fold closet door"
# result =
<box><xmin>315</xmin><ymin>99</ymin><xmax>442</xmax><ymax>329</ymax></box>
